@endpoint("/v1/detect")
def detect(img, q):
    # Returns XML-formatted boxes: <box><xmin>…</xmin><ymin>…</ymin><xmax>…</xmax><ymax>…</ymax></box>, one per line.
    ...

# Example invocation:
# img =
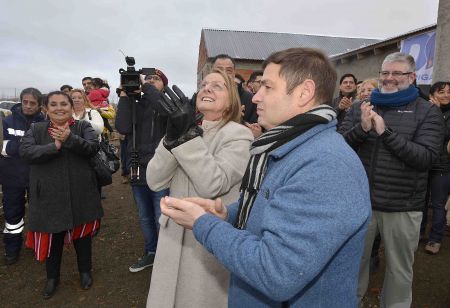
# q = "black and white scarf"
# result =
<box><xmin>235</xmin><ymin>105</ymin><xmax>336</xmax><ymax>229</ymax></box>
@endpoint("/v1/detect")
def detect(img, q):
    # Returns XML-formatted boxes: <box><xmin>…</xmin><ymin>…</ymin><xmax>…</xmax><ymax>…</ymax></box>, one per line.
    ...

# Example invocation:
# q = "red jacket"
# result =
<box><xmin>88</xmin><ymin>88</ymin><xmax>109</xmax><ymax>108</ymax></box>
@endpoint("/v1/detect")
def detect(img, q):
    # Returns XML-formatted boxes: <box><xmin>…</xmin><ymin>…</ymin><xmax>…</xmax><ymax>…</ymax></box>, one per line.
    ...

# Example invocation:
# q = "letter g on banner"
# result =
<box><xmin>400</xmin><ymin>31</ymin><xmax>436</xmax><ymax>85</ymax></box>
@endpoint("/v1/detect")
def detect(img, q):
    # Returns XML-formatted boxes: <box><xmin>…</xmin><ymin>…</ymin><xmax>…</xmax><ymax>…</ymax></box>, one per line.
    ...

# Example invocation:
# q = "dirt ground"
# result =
<box><xmin>1</xmin><ymin>171</ymin><xmax>450</xmax><ymax>307</ymax></box>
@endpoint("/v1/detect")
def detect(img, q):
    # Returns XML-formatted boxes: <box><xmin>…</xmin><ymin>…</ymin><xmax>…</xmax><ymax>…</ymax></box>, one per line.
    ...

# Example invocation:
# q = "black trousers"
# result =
<box><xmin>46</xmin><ymin>232</ymin><xmax>92</xmax><ymax>279</ymax></box>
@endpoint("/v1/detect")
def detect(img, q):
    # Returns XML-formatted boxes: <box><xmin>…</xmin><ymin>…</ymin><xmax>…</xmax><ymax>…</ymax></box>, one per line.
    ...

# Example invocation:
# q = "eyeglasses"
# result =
<box><xmin>145</xmin><ymin>75</ymin><xmax>162</xmax><ymax>81</ymax></box>
<box><xmin>379</xmin><ymin>71</ymin><xmax>413</xmax><ymax>78</ymax></box>
<box><xmin>199</xmin><ymin>81</ymin><xmax>227</xmax><ymax>92</ymax></box>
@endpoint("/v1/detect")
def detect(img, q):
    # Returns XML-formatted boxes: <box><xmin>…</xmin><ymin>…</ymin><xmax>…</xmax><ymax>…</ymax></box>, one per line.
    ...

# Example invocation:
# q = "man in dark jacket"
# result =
<box><xmin>332</xmin><ymin>73</ymin><xmax>357</xmax><ymax>127</ymax></box>
<box><xmin>339</xmin><ymin>52</ymin><xmax>444</xmax><ymax>307</ymax></box>
<box><xmin>115</xmin><ymin>69</ymin><xmax>169</xmax><ymax>272</ymax></box>
<box><xmin>1</xmin><ymin>88</ymin><xmax>45</xmax><ymax>265</ymax></box>
<box><xmin>211</xmin><ymin>54</ymin><xmax>257</xmax><ymax>124</ymax></box>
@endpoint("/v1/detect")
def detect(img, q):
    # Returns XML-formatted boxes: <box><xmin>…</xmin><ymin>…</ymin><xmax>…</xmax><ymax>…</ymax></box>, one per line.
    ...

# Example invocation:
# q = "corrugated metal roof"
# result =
<box><xmin>330</xmin><ymin>24</ymin><xmax>436</xmax><ymax>59</ymax></box>
<box><xmin>203</xmin><ymin>29</ymin><xmax>381</xmax><ymax>60</ymax></box>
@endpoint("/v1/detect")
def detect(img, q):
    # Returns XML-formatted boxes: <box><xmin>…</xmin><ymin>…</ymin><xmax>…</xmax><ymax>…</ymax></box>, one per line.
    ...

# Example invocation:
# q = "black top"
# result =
<box><xmin>339</xmin><ymin>97</ymin><xmax>444</xmax><ymax>212</ymax></box>
<box><xmin>20</xmin><ymin>121</ymin><xmax>103</xmax><ymax>233</ymax></box>
<box><xmin>115</xmin><ymin>83</ymin><xmax>168</xmax><ymax>185</ymax></box>
<box><xmin>239</xmin><ymin>87</ymin><xmax>257</xmax><ymax>124</ymax></box>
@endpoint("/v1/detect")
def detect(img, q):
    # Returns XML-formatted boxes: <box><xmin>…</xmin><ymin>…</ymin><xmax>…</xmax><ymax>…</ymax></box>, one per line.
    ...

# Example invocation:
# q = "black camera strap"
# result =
<box><xmin>129</xmin><ymin>93</ymin><xmax>140</xmax><ymax>181</ymax></box>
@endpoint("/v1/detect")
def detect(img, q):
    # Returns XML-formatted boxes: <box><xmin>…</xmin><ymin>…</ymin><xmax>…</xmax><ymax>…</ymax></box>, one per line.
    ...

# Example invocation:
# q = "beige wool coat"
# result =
<box><xmin>146</xmin><ymin>120</ymin><xmax>253</xmax><ymax>308</ymax></box>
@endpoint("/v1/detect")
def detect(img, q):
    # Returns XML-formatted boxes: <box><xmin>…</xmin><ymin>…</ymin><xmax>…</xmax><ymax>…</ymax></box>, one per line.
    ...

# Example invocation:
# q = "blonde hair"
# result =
<box><xmin>70</xmin><ymin>89</ymin><xmax>94</xmax><ymax>108</ymax></box>
<box><xmin>204</xmin><ymin>69</ymin><xmax>242</xmax><ymax>125</ymax></box>
<box><xmin>358</xmin><ymin>78</ymin><xmax>378</xmax><ymax>100</ymax></box>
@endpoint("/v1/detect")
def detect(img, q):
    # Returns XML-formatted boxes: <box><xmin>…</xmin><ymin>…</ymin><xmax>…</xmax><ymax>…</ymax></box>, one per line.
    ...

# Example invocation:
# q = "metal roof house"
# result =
<box><xmin>330</xmin><ymin>24</ymin><xmax>437</xmax><ymax>89</ymax></box>
<box><xmin>197</xmin><ymin>28</ymin><xmax>380</xmax><ymax>83</ymax></box>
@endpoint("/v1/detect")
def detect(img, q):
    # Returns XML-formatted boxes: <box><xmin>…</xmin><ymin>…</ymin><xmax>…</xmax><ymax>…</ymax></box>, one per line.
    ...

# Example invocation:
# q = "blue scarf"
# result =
<box><xmin>370</xmin><ymin>85</ymin><xmax>419</xmax><ymax>107</ymax></box>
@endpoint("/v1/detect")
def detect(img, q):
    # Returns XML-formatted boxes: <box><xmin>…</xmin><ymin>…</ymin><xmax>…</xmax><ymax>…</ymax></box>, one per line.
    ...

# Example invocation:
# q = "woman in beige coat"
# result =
<box><xmin>146</xmin><ymin>70</ymin><xmax>253</xmax><ymax>308</ymax></box>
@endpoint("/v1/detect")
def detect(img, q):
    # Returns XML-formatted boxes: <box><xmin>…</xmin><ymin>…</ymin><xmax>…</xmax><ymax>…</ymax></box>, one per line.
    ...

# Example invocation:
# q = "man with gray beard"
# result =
<box><xmin>339</xmin><ymin>52</ymin><xmax>444</xmax><ymax>307</ymax></box>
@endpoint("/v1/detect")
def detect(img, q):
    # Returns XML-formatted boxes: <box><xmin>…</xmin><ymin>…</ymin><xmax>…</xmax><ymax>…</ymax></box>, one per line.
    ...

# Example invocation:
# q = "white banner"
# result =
<box><xmin>400</xmin><ymin>31</ymin><xmax>436</xmax><ymax>85</ymax></box>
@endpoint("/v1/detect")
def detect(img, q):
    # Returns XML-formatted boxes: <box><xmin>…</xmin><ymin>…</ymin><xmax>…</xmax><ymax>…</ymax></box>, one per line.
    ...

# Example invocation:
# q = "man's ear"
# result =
<box><xmin>296</xmin><ymin>79</ymin><xmax>316</xmax><ymax>108</ymax></box>
<box><xmin>409</xmin><ymin>73</ymin><xmax>417</xmax><ymax>85</ymax></box>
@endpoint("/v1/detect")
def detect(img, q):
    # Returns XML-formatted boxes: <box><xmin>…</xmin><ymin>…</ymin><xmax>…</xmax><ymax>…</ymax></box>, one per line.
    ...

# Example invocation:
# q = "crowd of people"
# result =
<box><xmin>0</xmin><ymin>47</ymin><xmax>449</xmax><ymax>307</ymax></box>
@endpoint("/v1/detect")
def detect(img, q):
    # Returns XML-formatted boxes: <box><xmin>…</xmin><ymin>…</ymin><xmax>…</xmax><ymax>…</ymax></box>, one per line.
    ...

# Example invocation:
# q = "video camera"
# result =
<box><xmin>119</xmin><ymin>56</ymin><xmax>155</xmax><ymax>94</ymax></box>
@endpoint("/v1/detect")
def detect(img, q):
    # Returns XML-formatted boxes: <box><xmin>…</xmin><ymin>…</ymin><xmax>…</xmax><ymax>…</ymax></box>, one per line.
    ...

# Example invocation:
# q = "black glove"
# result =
<box><xmin>157</xmin><ymin>85</ymin><xmax>203</xmax><ymax>150</ymax></box>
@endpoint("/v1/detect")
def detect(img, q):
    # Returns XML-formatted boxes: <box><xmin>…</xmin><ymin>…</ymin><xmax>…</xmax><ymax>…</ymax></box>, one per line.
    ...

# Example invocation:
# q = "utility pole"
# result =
<box><xmin>432</xmin><ymin>0</ymin><xmax>450</xmax><ymax>82</ymax></box>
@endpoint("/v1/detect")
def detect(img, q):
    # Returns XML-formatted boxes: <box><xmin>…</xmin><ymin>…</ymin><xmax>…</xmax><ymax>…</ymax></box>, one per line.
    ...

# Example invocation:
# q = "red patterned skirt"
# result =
<box><xmin>25</xmin><ymin>219</ymin><xmax>101</xmax><ymax>262</ymax></box>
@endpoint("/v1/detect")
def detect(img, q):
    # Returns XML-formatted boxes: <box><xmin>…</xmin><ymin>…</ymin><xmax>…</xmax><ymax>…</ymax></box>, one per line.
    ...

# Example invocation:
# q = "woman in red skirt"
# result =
<box><xmin>20</xmin><ymin>91</ymin><xmax>103</xmax><ymax>299</ymax></box>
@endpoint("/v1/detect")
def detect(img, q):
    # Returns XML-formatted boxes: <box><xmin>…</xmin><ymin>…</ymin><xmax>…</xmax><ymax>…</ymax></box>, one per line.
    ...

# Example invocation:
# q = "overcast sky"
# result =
<box><xmin>0</xmin><ymin>0</ymin><xmax>439</xmax><ymax>99</ymax></box>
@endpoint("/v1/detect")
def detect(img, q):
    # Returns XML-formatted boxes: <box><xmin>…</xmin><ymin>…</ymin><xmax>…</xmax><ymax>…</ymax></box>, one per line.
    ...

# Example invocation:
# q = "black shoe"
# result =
<box><xmin>80</xmin><ymin>272</ymin><xmax>92</xmax><ymax>290</ymax></box>
<box><xmin>4</xmin><ymin>252</ymin><xmax>19</xmax><ymax>265</ymax></box>
<box><xmin>129</xmin><ymin>253</ymin><xmax>155</xmax><ymax>272</ymax></box>
<box><xmin>43</xmin><ymin>278</ymin><xmax>59</xmax><ymax>299</ymax></box>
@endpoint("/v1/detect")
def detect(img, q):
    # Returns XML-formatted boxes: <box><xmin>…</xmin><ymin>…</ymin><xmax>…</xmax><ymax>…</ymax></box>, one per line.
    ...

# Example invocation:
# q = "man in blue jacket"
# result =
<box><xmin>1</xmin><ymin>88</ymin><xmax>45</xmax><ymax>265</ymax></box>
<box><xmin>158</xmin><ymin>48</ymin><xmax>372</xmax><ymax>307</ymax></box>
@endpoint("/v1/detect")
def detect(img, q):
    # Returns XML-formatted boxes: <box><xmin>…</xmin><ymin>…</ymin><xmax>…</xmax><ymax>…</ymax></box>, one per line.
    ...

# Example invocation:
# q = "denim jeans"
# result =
<box><xmin>428</xmin><ymin>171</ymin><xmax>450</xmax><ymax>243</ymax></box>
<box><xmin>131</xmin><ymin>185</ymin><xmax>169</xmax><ymax>254</ymax></box>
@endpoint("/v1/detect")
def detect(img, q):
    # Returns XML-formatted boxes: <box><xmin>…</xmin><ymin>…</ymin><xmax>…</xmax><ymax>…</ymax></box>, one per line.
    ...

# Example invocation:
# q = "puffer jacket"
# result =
<box><xmin>88</xmin><ymin>87</ymin><xmax>110</xmax><ymax>108</ymax></box>
<box><xmin>431</xmin><ymin>107</ymin><xmax>450</xmax><ymax>172</ymax></box>
<box><xmin>0</xmin><ymin>103</ymin><xmax>45</xmax><ymax>187</ymax></box>
<box><xmin>339</xmin><ymin>97</ymin><xmax>444</xmax><ymax>212</ymax></box>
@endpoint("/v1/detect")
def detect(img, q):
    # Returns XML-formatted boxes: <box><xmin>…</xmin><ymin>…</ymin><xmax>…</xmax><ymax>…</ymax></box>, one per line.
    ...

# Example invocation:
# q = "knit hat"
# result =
<box><xmin>145</xmin><ymin>69</ymin><xmax>168</xmax><ymax>86</ymax></box>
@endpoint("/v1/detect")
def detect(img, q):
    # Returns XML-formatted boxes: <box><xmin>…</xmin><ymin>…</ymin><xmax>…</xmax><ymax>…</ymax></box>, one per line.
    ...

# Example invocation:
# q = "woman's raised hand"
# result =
<box><xmin>49</xmin><ymin>123</ymin><xmax>71</xmax><ymax>145</ymax></box>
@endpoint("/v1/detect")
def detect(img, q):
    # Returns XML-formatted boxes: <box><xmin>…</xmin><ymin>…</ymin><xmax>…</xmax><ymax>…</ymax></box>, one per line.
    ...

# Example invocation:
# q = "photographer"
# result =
<box><xmin>115</xmin><ymin>69</ymin><xmax>169</xmax><ymax>272</ymax></box>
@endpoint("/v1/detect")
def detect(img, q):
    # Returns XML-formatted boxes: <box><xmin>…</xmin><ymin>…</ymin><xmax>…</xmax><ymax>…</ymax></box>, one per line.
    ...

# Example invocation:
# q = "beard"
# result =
<box><xmin>380</xmin><ymin>80</ymin><xmax>410</xmax><ymax>94</ymax></box>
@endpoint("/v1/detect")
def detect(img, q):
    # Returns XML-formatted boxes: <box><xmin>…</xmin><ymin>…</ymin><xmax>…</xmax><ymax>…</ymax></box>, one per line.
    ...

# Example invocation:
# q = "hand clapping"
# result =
<box><xmin>49</xmin><ymin>124</ymin><xmax>70</xmax><ymax>149</ymax></box>
<box><xmin>338</xmin><ymin>96</ymin><xmax>353</xmax><ymax>110</ymax></box>
<box><xmin>360</xmin><ymin>102</ymin><xmax>374</xmax><ymax>132</ymax></box>
<box><xmin>245</xmin><ymin>122</ymin><xmax>263</xmax><ymax>138</ymax></box>
<box><xmin>360</xmin><ymin>102</ymin><xmax>386</xmax><ymax>135</ymax></box>
<box><xmin>160</xmin><ymin>196</ymin><xmax>227</xmax><ymax>229</ymax></box>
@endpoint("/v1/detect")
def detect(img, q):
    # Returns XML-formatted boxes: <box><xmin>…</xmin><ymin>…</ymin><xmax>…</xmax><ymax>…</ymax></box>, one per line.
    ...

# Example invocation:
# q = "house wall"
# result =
<box><xmin>331</xmin><ymin>45</ymin><xmax>399</xmax><ymax>96</ymax></box>
<box><xmin>197</xmin><ymin>58</ymin><xmax>262</xmax><ymax>90</ymax></box>
<box><xmin>331</xmin><ymin>43</ymin><xmax>430</xmax><ymax>96</ymax></box>
<box><xmin>235</xmin><ymin>61</ymin><xmax>262</xmax><ymax>82</ymax></box>
<box><xmin>198</xmin><ymin>27</ymin><xmax>435</xmax><ymax>96</ymax></box>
